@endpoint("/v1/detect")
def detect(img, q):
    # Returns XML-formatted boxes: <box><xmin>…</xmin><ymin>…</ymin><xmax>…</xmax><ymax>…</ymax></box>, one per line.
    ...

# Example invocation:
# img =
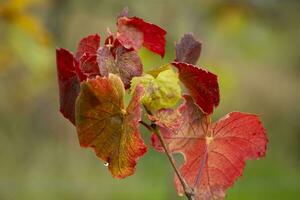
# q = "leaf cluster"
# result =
<box><xmin>56</xmin><ymin>8</ymin><xmax>268</xmax><ymax>200</ymax></box>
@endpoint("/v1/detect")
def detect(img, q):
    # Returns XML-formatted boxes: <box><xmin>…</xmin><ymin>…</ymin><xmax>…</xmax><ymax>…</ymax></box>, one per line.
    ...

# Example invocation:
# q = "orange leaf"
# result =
<box><xmin>75</xmin><ymin>74</ymin><xmax>147</xmax><ymax>178</ymax></box>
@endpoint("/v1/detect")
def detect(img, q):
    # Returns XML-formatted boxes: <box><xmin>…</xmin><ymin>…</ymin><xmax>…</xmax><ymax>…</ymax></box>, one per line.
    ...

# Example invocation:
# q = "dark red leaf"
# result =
<box><xmin>175</xmin><ymin>33</ymin><xmax>202</xmax><ymax>65</ymax></box>
<box><xmin>117</xmin><ymin>17</ymin><xmax>166</xmax><ymax>57</ymax></box>
<box><xmin>75</xmin><ymin>34</ymin><xmax>100</xmax><ymax>60</ymax></box>
<box><xmin>74</xmin><ymin>60</ymin><xmax>87</xmax><ymax>82</ymax></box>
<box><xmin>78</xmin><ymin>53</ymin><xmax>100</xmax><ymax>79</ymax></box>
<box><xmin>172</xmin><ymin>62</ymin><xmax>220</xmax><ymax>114</ymax></box>
<box><xmin>56</xmin><ymin>48</ymin><xmax>80</xmax><ymax>124</ymax></box>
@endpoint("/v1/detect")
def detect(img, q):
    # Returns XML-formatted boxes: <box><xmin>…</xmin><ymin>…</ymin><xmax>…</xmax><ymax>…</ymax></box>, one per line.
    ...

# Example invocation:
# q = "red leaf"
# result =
<box><xmin>75</xmin><ymin>75</ymin><xmax>147</xmax><ymax>178</ymax></box>
<box><xmin>172</xmin><ymin>62</ymin><xmax>220</xmax><ymax>114</ymax></box>
<box><xmin>117</xmin><ymin>17</ymin><xmax>166</xmax><ymax>57</ymax></box>
<box><xmin>76</xmin><ymin>34</ymin><xmax>100</xmax><ymax>60</ymax></box>
<box><xmin>148</xmin><ymin>108</ymin><xmax>182</xmax><ymax>132</ymax></box>
<box><xmin>97</xmin><ymin>46</ymin><xmax>142</xmax><ymax>89</ymax></box>
<box><xmin>56</xmin><ymin>48</ymin><xmax>80</xmax><ymax>125</ymax></box>
<box><xmin>151</xmin><ymin>95</ymin><xmax>205</xmax><ymax>152</ymax></box>
<box><xmin>175</xmin><ymin>33</ymin><xmax>202</xmax><ymax>65</ymax></box>
<box><xmin>152</xmin><ymin>96</ymin><xmax>268</xmax><ymax>199</ymax></box>
<box><xmin>78</xmin><ymin>53</ymin><xmax>100</xmax><ymax>79</ymax></box>
<box><xmin>74</xmin><ymin>60</ymin><xmax>87</xmax><ymax>82</ymax></box>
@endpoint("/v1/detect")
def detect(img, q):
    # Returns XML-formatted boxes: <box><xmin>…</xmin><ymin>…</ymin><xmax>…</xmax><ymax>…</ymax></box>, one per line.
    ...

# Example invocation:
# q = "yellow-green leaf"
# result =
<box><xmin>131</xmin><ymin>68</ymin><xmax>181</xmax><ymax>112</ymax></box>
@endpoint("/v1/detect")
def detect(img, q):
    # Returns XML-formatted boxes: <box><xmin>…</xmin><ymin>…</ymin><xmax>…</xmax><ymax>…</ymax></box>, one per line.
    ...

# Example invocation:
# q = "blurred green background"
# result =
<box><xmin>0</xmin><ymin>0</ymin><xmax>299</xmax><ymax>199</ymax></box>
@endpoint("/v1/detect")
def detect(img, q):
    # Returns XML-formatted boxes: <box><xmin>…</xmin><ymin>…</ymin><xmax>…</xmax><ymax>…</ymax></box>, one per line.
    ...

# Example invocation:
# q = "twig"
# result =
<box><xmin>139</xmin><ymin>121</ymin><xmax>152</xmax><ymax>132</ymax></box>
<box><xmin>140</xmin><ymin>121</ymin><xmax>195</xmax><ymax>200</ymax></box>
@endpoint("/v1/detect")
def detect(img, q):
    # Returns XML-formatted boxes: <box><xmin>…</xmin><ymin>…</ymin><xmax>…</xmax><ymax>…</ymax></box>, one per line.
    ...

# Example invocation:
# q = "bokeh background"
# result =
<box><xmin>0</xmin><ymin>0</ymin><xmax>299</xmax><ymax>199</ymax></box>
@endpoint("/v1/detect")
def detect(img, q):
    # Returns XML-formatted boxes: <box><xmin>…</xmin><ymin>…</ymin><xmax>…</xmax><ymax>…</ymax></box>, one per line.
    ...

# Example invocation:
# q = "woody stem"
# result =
<box><xmin>140</xmin><ymin>121</ymin><xmax>195</xmax><ymax>200</ymax></box>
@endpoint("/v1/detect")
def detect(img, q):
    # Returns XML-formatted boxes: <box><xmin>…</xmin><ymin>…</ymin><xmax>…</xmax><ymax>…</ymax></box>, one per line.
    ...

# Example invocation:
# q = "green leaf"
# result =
<box><xmin>131</xmin><ymin>67</ymin><xmax>181</xmax><ymax>112</ymax></box>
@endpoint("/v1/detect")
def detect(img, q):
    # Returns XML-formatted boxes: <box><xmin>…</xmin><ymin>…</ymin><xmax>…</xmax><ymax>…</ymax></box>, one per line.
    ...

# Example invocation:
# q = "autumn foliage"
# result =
<box><xmin>56</xmin><ymin>8</ymin><xmax>268</xmax><ymax>200</ymax></box>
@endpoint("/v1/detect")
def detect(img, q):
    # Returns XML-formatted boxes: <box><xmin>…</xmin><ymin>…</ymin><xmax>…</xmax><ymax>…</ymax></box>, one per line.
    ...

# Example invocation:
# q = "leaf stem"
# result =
<box><xmin>140</xmin><ymin>120</ymin><xmax>195</xmax><ymax>200</ymax></box>
<box><xmin>139</xmin><ymin>121</ymin><xmax>152</xmax><ymax>131</ymax></box>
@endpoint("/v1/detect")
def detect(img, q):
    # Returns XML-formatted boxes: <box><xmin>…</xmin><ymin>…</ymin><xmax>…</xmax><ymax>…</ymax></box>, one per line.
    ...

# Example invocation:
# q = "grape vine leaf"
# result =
<box><xmin>148</xmin><ymin>108</ymin><xmax>182</xmax><ymax>131</ymax></box>
<box><xmin>175</xmin><ymin>33</ymin><xmax>202</xmax><ymax>65</ymax></box>
<box><xmin>97</xmin><ymin>45</ymin><xmax>143</xmax><ymax>89</ymax></box>
<box><xmin>131</xmin><ymin>68</ymin><xmax>181</xmax><ymax>112</ymax></box>
<box><xmin>76</xmin><ymin>34</ymin><xmax>101</xmax><ymax>80</ymax></box>
<box><xmin>56</xmin><ymin>48</ymin><xmax>80</xmax><ymax>125</ymax></box>
<box><xmin>172</xmin><ymin>62</ymin><xmax>219</xmax><ymax>114</ymax></box>
<box><xmin>76</xmin><ymin>34</ymin><xmax>100</xmax><ymax>60</ymax></box>
<box><xmin>75</xmin><ymin>74</ymin><xmax>147</xmax><ymax>178</ymax></box>
<box><xmin>78</xmin><ymin>53</ymin><xmax>100</xmax><ymax>79</ymax></box>
<box><xmin>152</xmin><ymin>95</ymin><xmax>268</xmax><ymax>200</ymax></box>
<box><xmin>117</xmin><ymin>16</ymin><xmax>166</xmax><ymax>57</ymax></box>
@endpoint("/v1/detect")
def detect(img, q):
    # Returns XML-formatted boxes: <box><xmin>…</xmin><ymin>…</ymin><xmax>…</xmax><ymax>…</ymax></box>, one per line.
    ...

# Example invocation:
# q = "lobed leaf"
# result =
<box><xmin>172</xmin><ymin>62</ymin><xmax>219</xmax><ymax>114</ymax></box>
<box><xmin>75</xmin><ymin>74</ymin><xmax>147</xmax><ymax>178</ymax></box>
<box><xmin>152</xmin><ymin>96</ymin><xmax>268</xmax><ymax>200</ymax></box>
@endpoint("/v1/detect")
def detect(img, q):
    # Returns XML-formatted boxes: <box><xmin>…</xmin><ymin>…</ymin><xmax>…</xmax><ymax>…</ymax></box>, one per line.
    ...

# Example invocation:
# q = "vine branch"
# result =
<box><xmin>140</xmin><ymin>120</ymin><xmax>195</xmax><ymax>200</ymax></box>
